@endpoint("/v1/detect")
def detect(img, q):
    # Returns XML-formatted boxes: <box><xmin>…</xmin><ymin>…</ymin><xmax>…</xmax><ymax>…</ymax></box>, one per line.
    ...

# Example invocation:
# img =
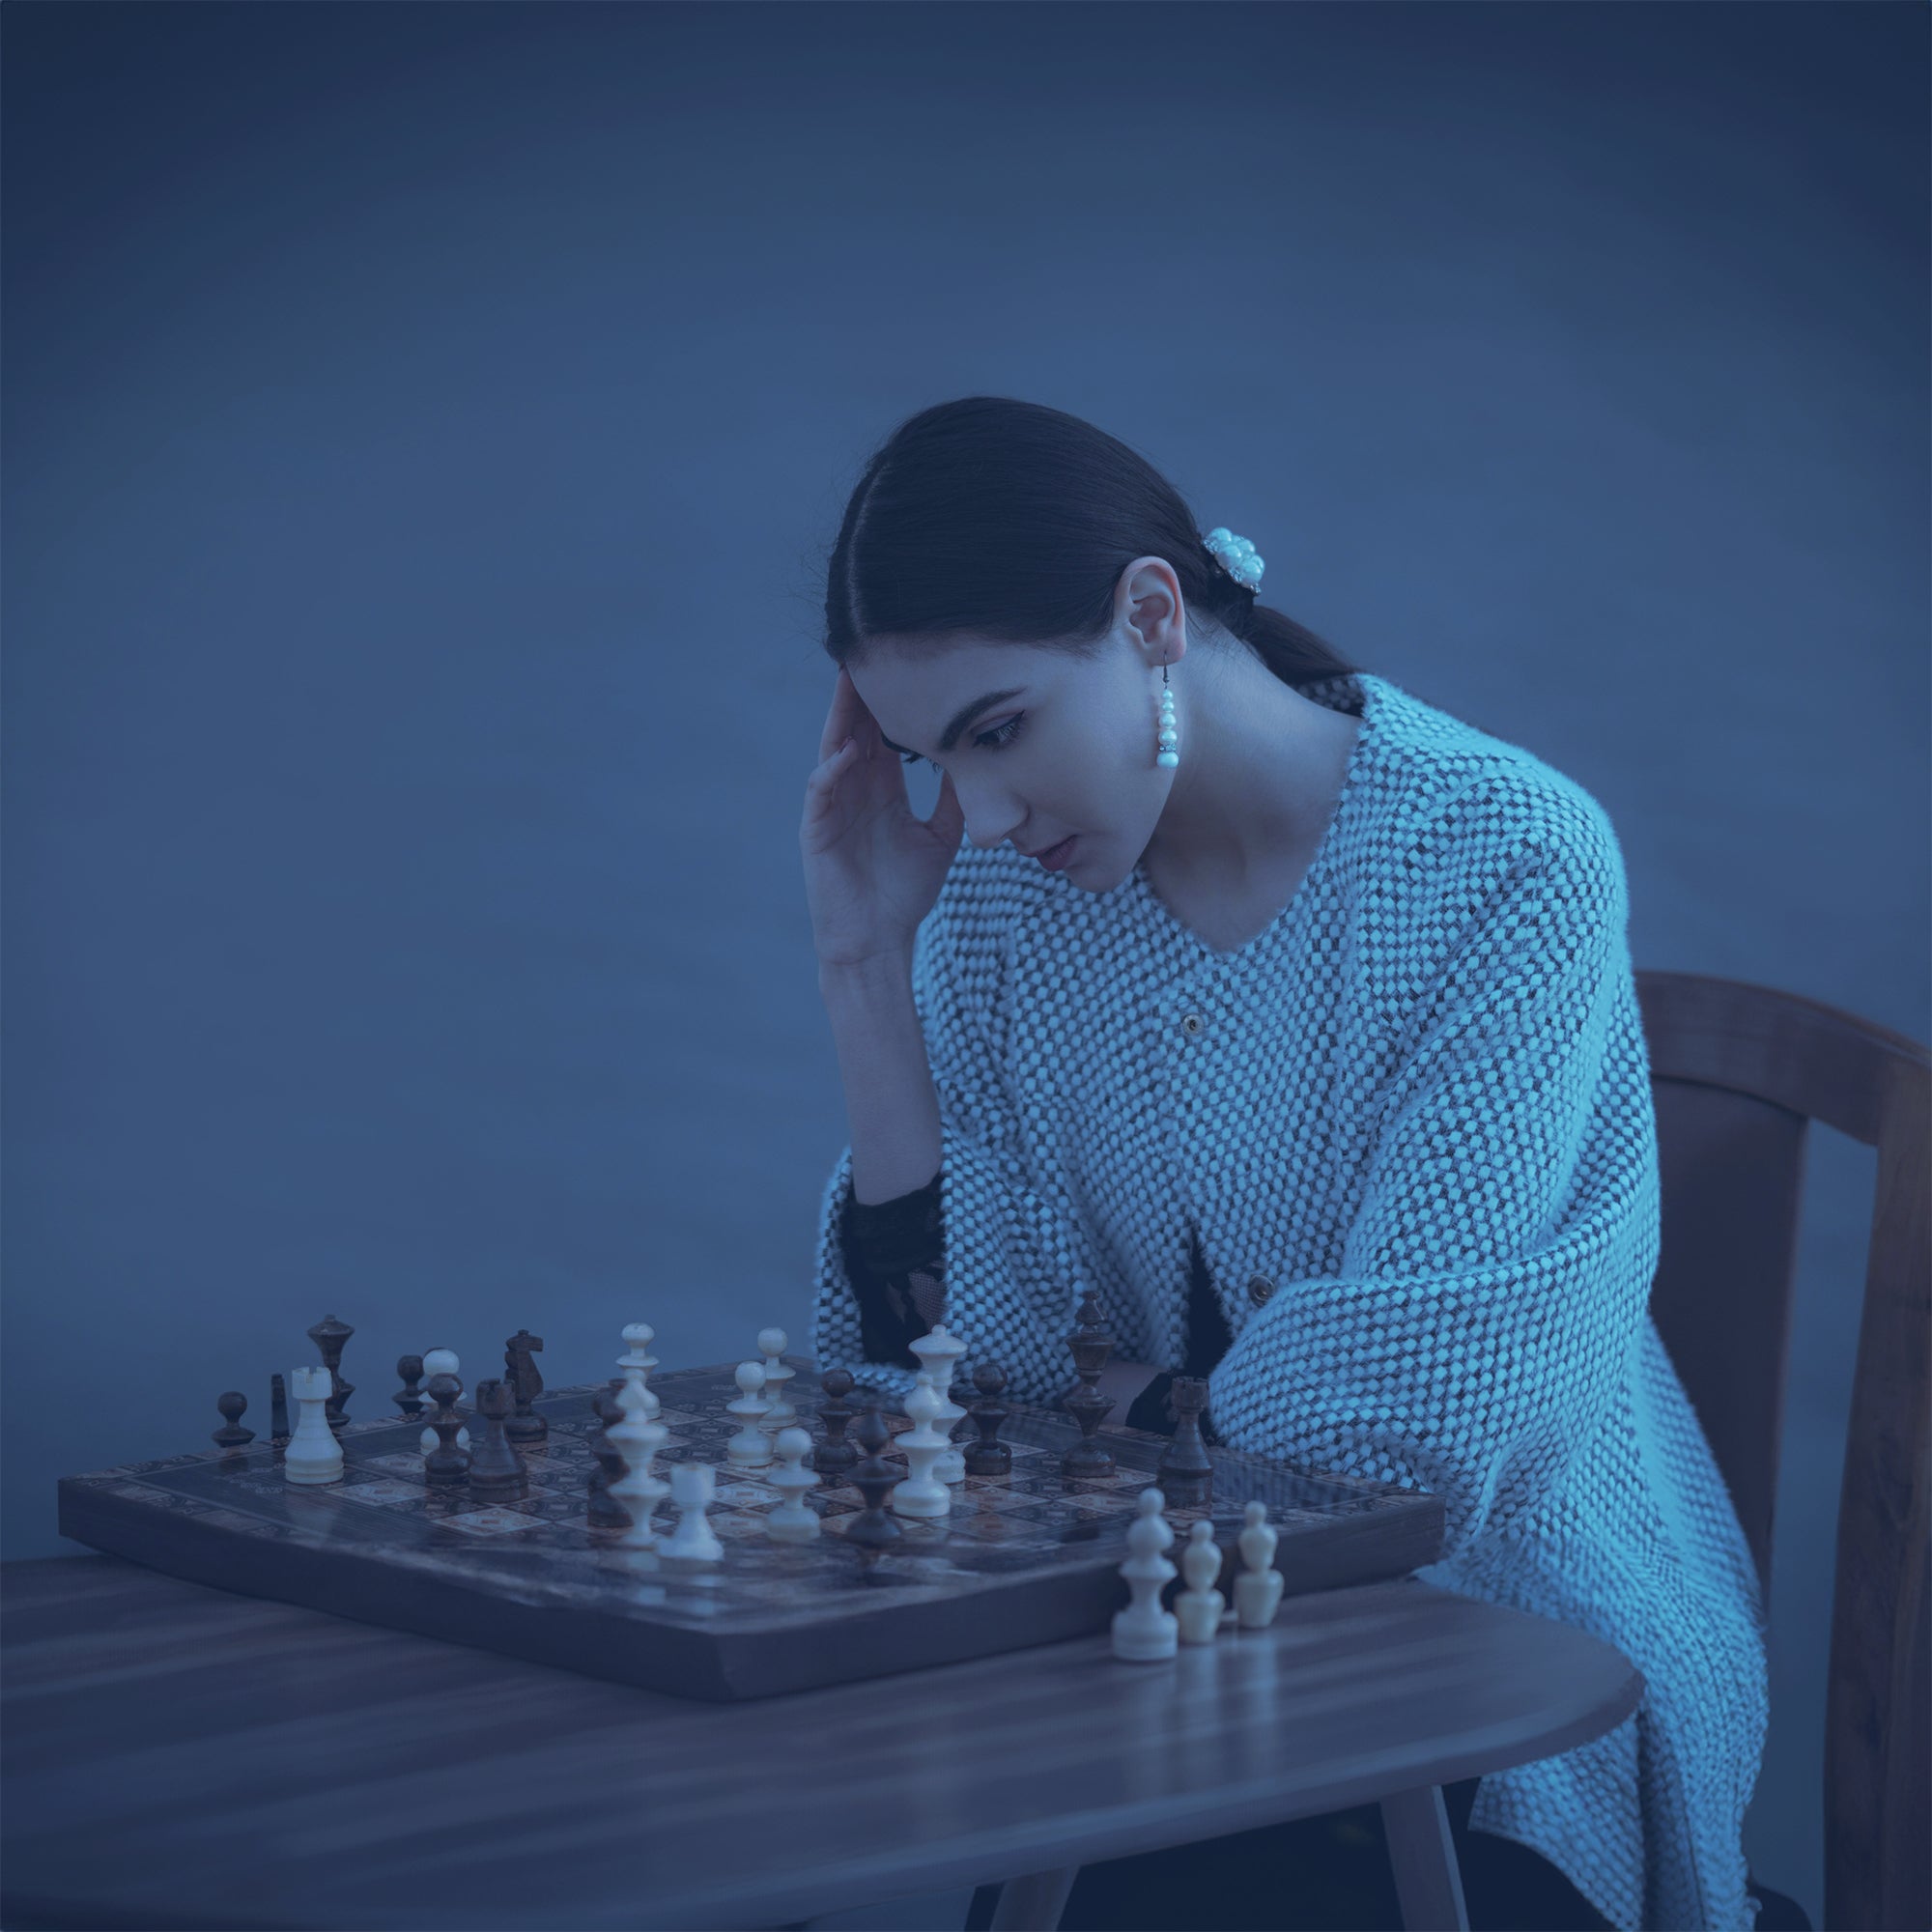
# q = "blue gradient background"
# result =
<box><xmin>5</xmin><ymin>6</ymin><xmax>1924</xmax><ymax>1924</ymax></box>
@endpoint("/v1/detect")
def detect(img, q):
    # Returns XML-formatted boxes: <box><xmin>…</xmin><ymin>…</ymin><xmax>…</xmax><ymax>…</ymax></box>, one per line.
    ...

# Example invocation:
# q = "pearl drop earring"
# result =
<box><xmin>1156</xmin><ymin>654</ymin><xmax>1179</xmax><ymax>769</ymax></box>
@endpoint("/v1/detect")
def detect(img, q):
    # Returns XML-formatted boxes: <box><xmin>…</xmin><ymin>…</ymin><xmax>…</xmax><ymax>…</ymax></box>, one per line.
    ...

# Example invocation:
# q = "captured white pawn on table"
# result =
<box><xmin>725</xmin><ymin>1360</ymin><xmax>772</xmax><ymax>1468</ymax></box>
<box><xmin>418</xmin><ymin>1347</ymin><xmax>469</xmax><ymax>1453</ymax></box>
<box><xmin>1235</xmin><ymin>1501</ymin><xmax>1285</xmax><ymax>1629</ymax></box>
<box><xmin>889</xmin><ymin>1373</ymin><xmax>952</xmax><ymax>1520</ymax></box>
<box><xmin>1176</xmin><ymin>1520</ymin><xmax>1228</xmax><ymax>1644</ymax></box>
<box><xmin>284</xmin><ymin>1366</ymin><xmax>344</xmax><ymax>1485</ymax></box>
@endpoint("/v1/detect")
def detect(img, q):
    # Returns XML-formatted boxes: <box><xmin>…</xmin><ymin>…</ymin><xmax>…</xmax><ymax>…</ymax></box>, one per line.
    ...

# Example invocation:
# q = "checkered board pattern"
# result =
<box><xmin>57</xmin><ymin>1359</ymin><xmax>1442</xmax><ymax>1701</ymax></box>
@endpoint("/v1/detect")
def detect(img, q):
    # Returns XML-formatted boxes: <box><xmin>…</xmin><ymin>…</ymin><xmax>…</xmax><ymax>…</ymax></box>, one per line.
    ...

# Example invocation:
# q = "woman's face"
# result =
<box><xmin>849</xmin><ymin>629</ymin><xmax>1178</xmax><ymax>886</ymax></box>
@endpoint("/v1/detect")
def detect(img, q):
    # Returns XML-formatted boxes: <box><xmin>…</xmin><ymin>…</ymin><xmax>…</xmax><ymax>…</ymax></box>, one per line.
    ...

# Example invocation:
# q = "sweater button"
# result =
<box><xmin>1181</xmin><ymin>1011</ymin><xmax>1206</xmax><ymax>1036</ymax></box>
<box><xmin>1247</xmin><ymin>1274</ymin><xmax>1275</xmax><ymax>1307</ymax></box>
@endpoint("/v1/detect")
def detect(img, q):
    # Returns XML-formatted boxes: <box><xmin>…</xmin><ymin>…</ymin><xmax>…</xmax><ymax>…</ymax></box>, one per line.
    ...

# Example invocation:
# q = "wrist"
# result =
<box><xmin>818</xmin><ymin>952</ymin><xmax>914</xmax><ymax>1000</ymax></box>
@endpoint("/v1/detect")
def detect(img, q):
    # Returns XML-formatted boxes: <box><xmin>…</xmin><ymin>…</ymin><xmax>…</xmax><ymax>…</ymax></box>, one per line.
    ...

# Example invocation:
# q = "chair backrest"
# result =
<box><xmin>1635</xmin><ymin>971</ymin><xmax>1929</xmax><ymax>1932</ymax></box>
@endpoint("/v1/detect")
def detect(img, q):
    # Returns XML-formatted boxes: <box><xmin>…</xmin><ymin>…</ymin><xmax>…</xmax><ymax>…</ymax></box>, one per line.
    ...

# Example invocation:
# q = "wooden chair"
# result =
<box><xmin>1637</xmin><ymin>971</ymin><xmax>1929</xmax><ymax>1932</ymax></box>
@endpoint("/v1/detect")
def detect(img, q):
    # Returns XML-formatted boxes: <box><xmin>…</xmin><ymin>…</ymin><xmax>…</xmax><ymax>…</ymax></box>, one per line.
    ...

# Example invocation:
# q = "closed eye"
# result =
<box><xmin>900</xmin><ymin>713</ymin><xmax>1027</xmax><ymax>770</ymax></box>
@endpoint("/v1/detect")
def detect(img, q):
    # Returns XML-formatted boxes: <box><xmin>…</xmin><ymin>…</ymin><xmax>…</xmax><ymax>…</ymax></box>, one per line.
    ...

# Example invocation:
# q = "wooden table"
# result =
<box><xmin>1</xmin><ymin>1554</ymin><xmax>1642</xmax><ymax>1932</ymax></box>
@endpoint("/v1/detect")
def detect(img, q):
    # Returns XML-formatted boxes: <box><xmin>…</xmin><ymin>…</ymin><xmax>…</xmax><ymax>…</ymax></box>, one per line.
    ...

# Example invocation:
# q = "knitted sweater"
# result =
<box><xmin>810</xmin><ymin>669</ymin><xmax>1769</xmax><ymax>1931</ymax></box>
<box><xmin>838</xmin><ymin>1169</ymin><xmax>1229</xmax><ymax>1438</ymax></box>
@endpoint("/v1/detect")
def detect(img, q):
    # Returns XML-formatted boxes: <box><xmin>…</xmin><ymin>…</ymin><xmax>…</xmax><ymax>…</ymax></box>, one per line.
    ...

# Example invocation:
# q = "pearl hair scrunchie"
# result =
<box><xmin>1158</xmin><ymin>526</ymin><xmax>1266</xmax><ymax>770</ymax></box>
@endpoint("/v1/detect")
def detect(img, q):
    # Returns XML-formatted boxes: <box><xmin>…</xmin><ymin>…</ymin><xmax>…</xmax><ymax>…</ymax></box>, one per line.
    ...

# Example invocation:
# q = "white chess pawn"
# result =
<box><xmin>890</xmin><ymin>1373</ymin><xmax>952</xmax><ymax>1520</ymax></box>
<box><xmin>1175</xmin><ymin>1520</ymin><xmax>1227</xmax><ymax>1643</ymax></box>
<box><xmin>284</xmin><ymin>1366</ymin><xmax>344</xmax><ymax>1485</ymax></box>
<box><xmin>661</xmin><ymin>1461</ymin><xmax>724</xmax><ymax>1562</ymax></box>
<box><xmin>419</xmin><ymin>1347</ymin><xmax>470</xmax><ymax>1454</ymax></box>
<box><xmin>909</xmin><ymin>1325</ymin><xmax>968</xmax><ymax>1484</ymax></box>
<box><xmin>606</xmin><ymin>1379</ymin><xmax>669</xmax><ymax>1548</ymax></box>
<box><xmin>618</xmin><ymin>1322</ymin><xmax>661</xmax><ymax>1422</ymax></box>
<box><xmin>725</xmin><ymin>1360</ymin><xmax>773</xmax><ymax>1467</ymax></box>
<box><xmin>1112</xmin><ymin>1489</ymin><xmax>1179</xmax><ymax>1662</ymax></box>
<box><xmin>765</xmin><ymin>1426</ymin><xmax>821</xmax><ymax>1542</ymax></box>
<box><xmin>1235</xmin><ymin>1501</ymin><xmax>1286</xmax><ymax>1629</ymax></box>
<box><xmin>757</xmin><ymin>1327</ymin><xmax>797</xmax><ymax>1434</ymax></box>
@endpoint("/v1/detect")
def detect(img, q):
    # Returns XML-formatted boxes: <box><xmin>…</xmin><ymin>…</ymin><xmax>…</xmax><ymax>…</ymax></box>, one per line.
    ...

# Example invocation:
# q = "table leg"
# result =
<box><xmin>988</xmin><ymin>1865</ymin><xmax>1079</xmax><ymax>1931</ymax></box>
<box><xmin>1379</xmin><ymin>1783</ymin><xmax>1469</xmax><ymax>1931</ymax></box>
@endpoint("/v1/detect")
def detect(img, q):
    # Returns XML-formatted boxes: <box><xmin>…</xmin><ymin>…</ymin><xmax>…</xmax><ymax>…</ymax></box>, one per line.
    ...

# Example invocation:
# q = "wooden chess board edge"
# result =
<box><xmin>56</xmin><ymin>1473</ymin><xmax>1446</xmax><ymax>1700</ymax></box>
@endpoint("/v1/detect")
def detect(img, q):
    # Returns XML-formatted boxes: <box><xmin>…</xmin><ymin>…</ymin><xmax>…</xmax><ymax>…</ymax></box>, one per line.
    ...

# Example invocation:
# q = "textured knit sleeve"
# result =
<box><xmin>1207</xmin><ymin>785</ymin><xmax>1661</xmax><ymax>1570</ymax></box>
<box><xmin>810</xmin><ymin>871</ymin><xmax>1114</xmax><ymax>1407</ymax></box>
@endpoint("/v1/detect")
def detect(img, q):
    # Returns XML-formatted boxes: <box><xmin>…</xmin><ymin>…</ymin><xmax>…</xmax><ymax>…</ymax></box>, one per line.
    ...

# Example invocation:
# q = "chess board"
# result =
<box><xmin>57</xmin><ymin>1359</ymin><xmax>1444</xmax><ymax>1701</ymax></box>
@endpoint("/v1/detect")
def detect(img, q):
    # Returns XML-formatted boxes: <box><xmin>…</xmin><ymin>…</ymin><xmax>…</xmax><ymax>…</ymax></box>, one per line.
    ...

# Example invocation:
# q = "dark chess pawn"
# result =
<box><xmin>211</xmin><ymin>1391</ymin><xmax>255</xmax><ymax>1450</ymax></box>
<box><xmin>1060</xmin><ymin>1290</ymin><xmax>1118</xmax><ymax>1480</ymax></box>
<box><xmin>839</xmin><ymin>1404</ymin><xmax>902</xmax><ymax>1549</ymax></box>
<box><xmin>586</xmin><ymin>1383</ymin><xmax>632</xmax><ymax>1529</ymax></box>
<box><xmin>306</xmin><ymin>1313</ymin><xmax>355</xmax><ymax>1435</ymax></box>
<box><xmin>811</xmin><ymin>1367</ymin><xmax>859</xmax><ymax>1480</ymax></box>
<box><xmin>503</xmin><ymin>1329</ymin><xmax>548</xmax><ymax>1444</ymax></box>
<box><xmin>394</xmin><ymin>1354</ymin><xmax>426</xmax><ymax>1419</ymax></box>
<box><xmin>422</xmin><ymin>1372</ymin><xmax>470</xmax><ymax>1487</ymax></box>
<box><xmin>962</xmin><ymin>1361</ymin><xmax>1012</xmax><ymax>1477</ymax></box>
<box><xmin>1155</xmin><ymin>1375</ymin><xmax>1214</xmax><ymax>1510</ymax></box>
<box><xmin>468</xmin><ymin>1379</ymin><xmax>529</xmax><ymax>1502</ymax></box>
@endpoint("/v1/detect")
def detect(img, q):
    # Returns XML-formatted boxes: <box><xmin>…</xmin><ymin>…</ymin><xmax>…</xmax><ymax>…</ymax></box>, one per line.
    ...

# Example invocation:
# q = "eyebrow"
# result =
<box><xmin>877</xmin><ymin>686</ymin><xmax>1027</xmax><ymax>759</ymax></box>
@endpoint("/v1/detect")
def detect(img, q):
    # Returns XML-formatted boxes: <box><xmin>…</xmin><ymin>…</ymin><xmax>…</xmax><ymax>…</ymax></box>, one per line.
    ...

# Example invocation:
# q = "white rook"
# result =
<box><xmin>284</xmin><ymin>1366</ymin><xmax>345</xmax><ymax>1485</ymax></box>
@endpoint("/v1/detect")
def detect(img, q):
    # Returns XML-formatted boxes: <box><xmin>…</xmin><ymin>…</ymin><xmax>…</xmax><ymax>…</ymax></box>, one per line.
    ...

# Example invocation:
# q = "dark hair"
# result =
<box><xmin>822</xmin><ymin>397</ymin><xmax>1365</xmax><ymax>694</ymax></box>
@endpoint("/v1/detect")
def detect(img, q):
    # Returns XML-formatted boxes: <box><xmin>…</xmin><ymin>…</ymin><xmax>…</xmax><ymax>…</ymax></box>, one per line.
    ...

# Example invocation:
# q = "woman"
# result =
<box><xmin>798</xmin><ymin>396</ymin><xmax>1780</xmax><ymax>1931</ymax></box>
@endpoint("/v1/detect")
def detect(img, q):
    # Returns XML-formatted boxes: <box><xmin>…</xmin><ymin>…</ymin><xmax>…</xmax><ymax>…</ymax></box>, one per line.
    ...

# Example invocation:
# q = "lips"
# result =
<box><xmin>1033</xmin><ymin>835</ymin><xmax>1078</xmax><ymax>870</ymax></box>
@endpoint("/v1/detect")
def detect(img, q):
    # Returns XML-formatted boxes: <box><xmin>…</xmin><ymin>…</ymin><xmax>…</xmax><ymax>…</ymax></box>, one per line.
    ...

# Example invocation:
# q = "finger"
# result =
<box><xmin>818</xmin><ymin>681</ymin><xmax>845</xmax><ymax>761</ymax></box>
<box><xmin>808</xmin><ymin>739</ymin><xmax>857</xmax><ymax>801</ymax></box>
<box><xmin>820</xmin><ymin>666</ymin><xmax>867</xmax><ymax>760</ymax></box>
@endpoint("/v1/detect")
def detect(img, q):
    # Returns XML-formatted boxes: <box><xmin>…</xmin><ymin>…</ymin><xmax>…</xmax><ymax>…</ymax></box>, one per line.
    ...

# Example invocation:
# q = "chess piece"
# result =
<box><xmin>757</xmin><ymin>1328</ymin><xmax>797</xmax><ymax>1434</ymax></box>
<box><xmin>305</xmin><ymin>1314</ymin><xmax>355</xmax><ymax>1435</ymax></box>
<box><xmin>503</xmin><ymin>1330</ymin><xmax>548</xmax><ymax>1444</ymax></box>
<box><xmin>962</xmin><ymin>1361</ymin><xmax>1012</xmax><ymax>1477</ymax></box>
<box><xmin>270</xmin><ymin>1373</ymin><xmax>291</xmax><ymax>1451</ymax></box>
<box><xmin>890</xmin><ymin>1374</ymin><xmax>951</xmax><ymax>1520</ymax></box>
<box><xmin>1155</xmin><ymin>1376</ymin><xmax>1213</xmax><ymax>1510</ymax></box>
<box><xmin>1175</xmin><ymin>1520</ymin><xmax>1228</xmax><ymax>1643</ymax></box>
<box><xmin>394</xmin><ymin>1354</ymin><xmax>426</xmax><ymax>1419</ymax></box>
<box><xmin>840</xmin><ymin>1404</ymin><xmax>903</xmax><ymax>1549</ymax></box>
<box><xmin>468</xmin><ymin>1379</ymin><xmax>529</xmax><ymax>1502</ymax></box>
<box><xmin>422</xmin><ymin>1372</ymin><xmax>470</xmax><ymax>1487</ymax></box>
<box><xmin>419</xmin><ymin>1349</ymin><xmax>470</xmax><ymax>1454</ymax></box>
<box><xmin>765</xmin><ymin>1427</ymin><xmax>821</xmax><ymax>1541</ymax></box>
<box><xmin>284</xmin><ymin>1366</ymin><xmax>345</xmax><ymax>1485</ymax></box>
<box><xmin>211</xmin><ymin>1392</ymin><xmax>255</xmax><ymax>1450</ymax></box>
<box><xmin>606</xmin><ymin>1379</ymin><xmax>669</xmax><ymax>1548</ymax></box>
<box><xmin>660</xmin><ymin>1461</ymin><xmax>724</xmax><ymax>1562</ymax></box>
<box><xmin>1112</xmin><ymin>1490</ymin><xmax>1179</xmax><ymax>1661</ymax></box>
<box><xmin>1061</xmin><ymin>1291</ymin><xmax>1118</xmax><ymax>1479</ymax></box>
<box><xmin>1235</xmin><ymin>1501</ymin><xmax>1286</xmax><ymax>1629</ymax></box>
<box><xmin>725</xmin><ymin>1360</ymin><xmax>773</xmax><ymax>1468</ymax></box>
<box><xmin>586</xmin><ymin>1384</ymin><xmax>633</xmax><ymax>1529</ymax></box>
<box><xmin>810</xmin><ymin>1367</ymin><xmax>860</xmax><ymax>1479</ymax></box>
<box><xmin>618</xmin><ymin>1323</ymin><xmax>661</xmax><ymax>1422</ymax></box>
<box><xmin>909</xmin><ymin>1325</ymin><xmax>969</xmax><ymax>1484</ymax></box>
